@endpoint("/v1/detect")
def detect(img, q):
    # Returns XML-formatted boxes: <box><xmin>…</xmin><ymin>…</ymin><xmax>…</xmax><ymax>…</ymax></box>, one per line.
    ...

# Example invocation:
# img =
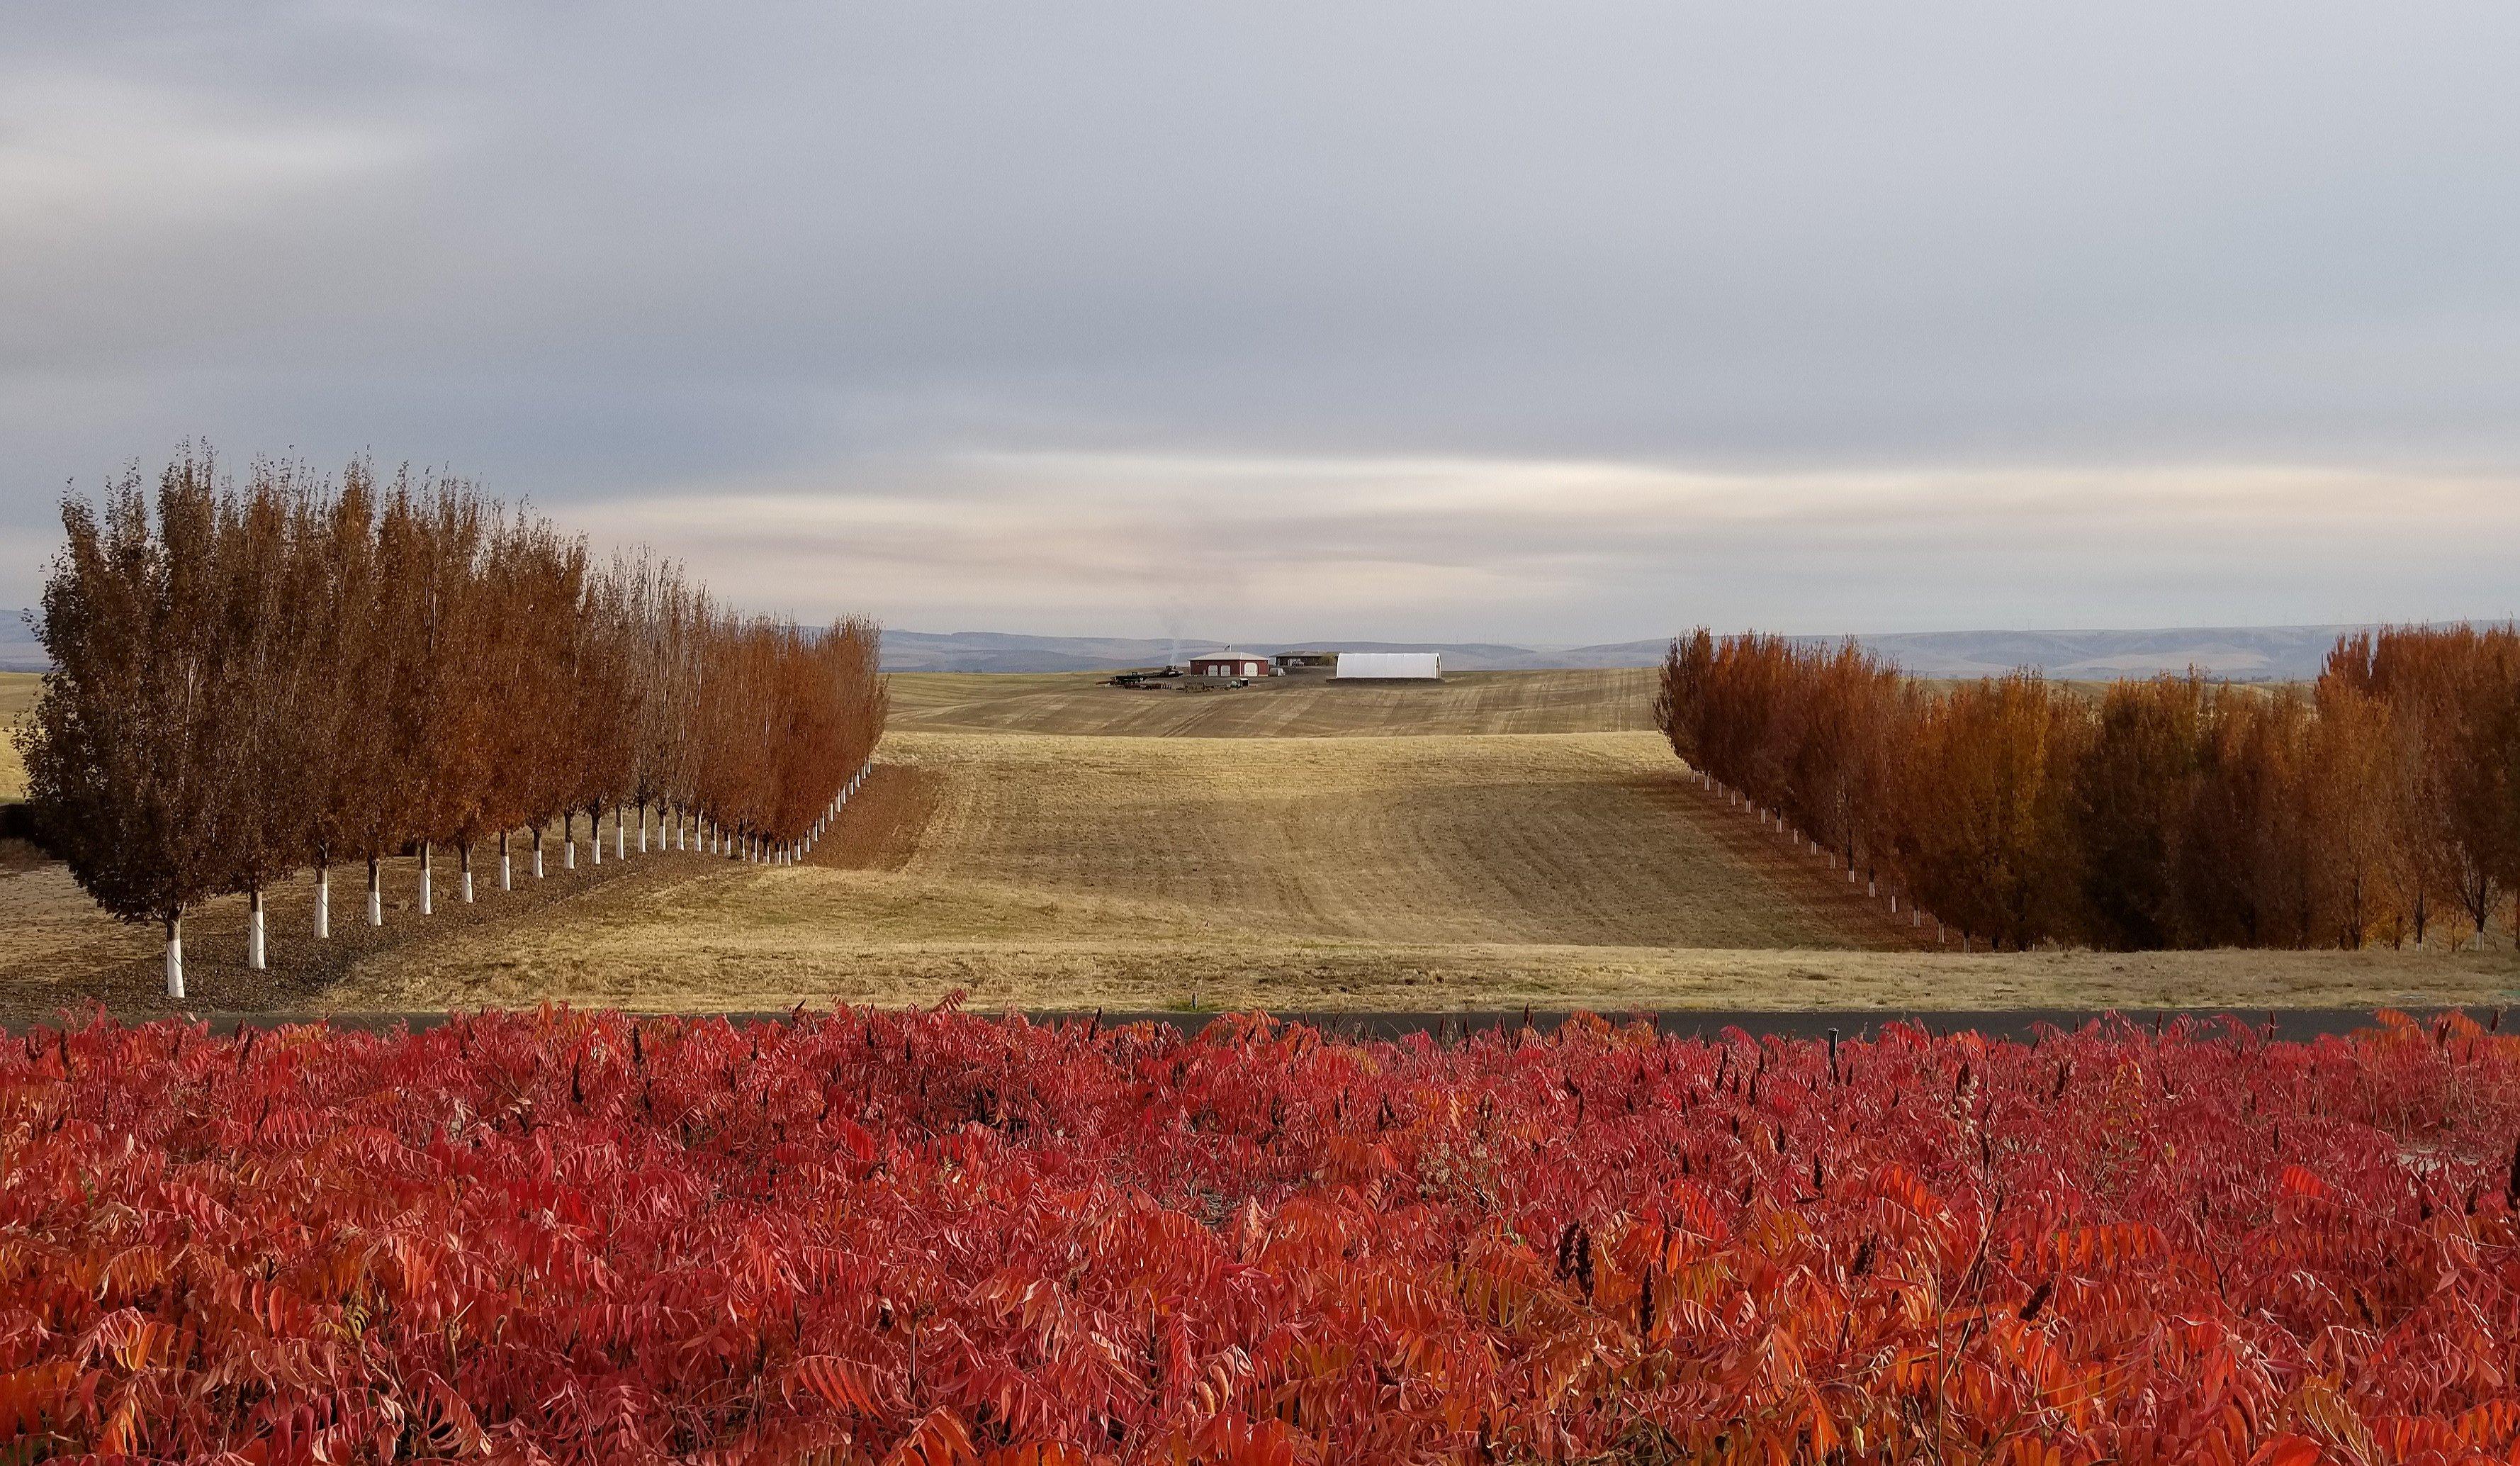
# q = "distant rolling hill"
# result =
<box><xmin>0</xmin><ymin>617</ymin><xmax>2456</xmax><ymax>683</ymax></box>
<box><xmin>882</xmin><ymin>625</ymin><xmax>2456</xmax><ymax>681</ymax></box>
<box><xmin>1</xmin><ymin>613</ymin><xmax>42</xmax><ymax>673</ymax></box>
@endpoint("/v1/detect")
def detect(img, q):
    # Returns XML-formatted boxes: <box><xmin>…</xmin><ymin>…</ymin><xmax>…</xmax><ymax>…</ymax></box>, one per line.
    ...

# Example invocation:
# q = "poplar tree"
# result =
<box><xmin>213</xmin><ymin>460</ymin><xmax>323</xmax><ymax>968</ymax></box>
<box><xmin>23</xmin><ymin>456</ymin><xmax>239</xmax><ymax>995</ymax></box>
<box><xmin>296</xmin><ymin>471</ymin><xmax>380</xmax><ymax>940</ymax></box>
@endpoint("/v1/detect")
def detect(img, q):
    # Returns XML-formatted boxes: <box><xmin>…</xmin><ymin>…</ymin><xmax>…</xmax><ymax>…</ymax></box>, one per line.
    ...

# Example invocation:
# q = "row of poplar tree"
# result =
<box><xmin>18</xmin><ymin>447</ymin><xmax>887</xmax><ymax>997</ymax></box>
<box><xmin>1658</xmin><ymin>625</ymin><xmax>2520</xmax><ymax>952</ymax></box>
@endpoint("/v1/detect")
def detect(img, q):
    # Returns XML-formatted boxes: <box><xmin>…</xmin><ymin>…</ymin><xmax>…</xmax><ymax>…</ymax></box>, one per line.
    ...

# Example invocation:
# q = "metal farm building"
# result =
<box><xmin>1187</xmin><ymin>652</ymin><xmax>1273</xmax><ymax>678</ymax></box>
<box><xmin>1334</xmin><ymin>652</ymin><xmax>1442</xmax><ymax>681</ymax></box>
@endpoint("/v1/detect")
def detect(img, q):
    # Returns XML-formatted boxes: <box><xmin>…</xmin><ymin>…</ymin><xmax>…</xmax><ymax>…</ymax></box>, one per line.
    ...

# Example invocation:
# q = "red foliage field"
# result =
<box><xmin>4</xmin><ymin>1007</ymin><xmax>2519</xmax><ymax>1464</ymax></box>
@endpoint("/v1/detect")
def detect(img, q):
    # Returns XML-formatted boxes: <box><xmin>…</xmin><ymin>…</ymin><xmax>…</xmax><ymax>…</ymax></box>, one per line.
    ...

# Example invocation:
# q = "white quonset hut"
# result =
<box><xmin>1334</xmin><ymin>651</ymin><xmax>1442</xmax><ymax>681</ymax></box>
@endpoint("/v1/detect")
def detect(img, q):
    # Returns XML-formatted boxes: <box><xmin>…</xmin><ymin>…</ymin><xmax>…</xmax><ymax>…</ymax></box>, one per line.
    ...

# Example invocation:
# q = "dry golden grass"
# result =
<box><xmin>337</xmin><ymin>724</ymin><xmax>2517</xmax><ymax>1014</ymax></box>
<box><xmin>0</xmin><ymin>671</ymin><xmax>38</xmax><ymax>803</ymax></box>
<box><xmin>888</xmin><ymin>667</ymin><xmax>1661</xmax><ymax>737</ymax></box>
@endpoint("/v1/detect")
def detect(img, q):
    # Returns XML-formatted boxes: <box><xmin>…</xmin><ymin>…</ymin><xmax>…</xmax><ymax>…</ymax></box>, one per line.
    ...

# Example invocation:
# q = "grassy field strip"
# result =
<box><xmin>886</xmin><ymin>667</ymin><xmax>1662</xmax><ymax>737</ymax></box>
<box><xmin>337</xmin><ymin>724</ymin><xmax>2519</xmax><ymax>1013</ymax></box>
<box><xmin>0</xmin><ymin>671</ymin><xmax>36</xmax><ymax>804</ymax></box>
<box><xmin>893</xmin><ymin>729</ymin><xmax>1872</xmax><ymax>949</ymax></box>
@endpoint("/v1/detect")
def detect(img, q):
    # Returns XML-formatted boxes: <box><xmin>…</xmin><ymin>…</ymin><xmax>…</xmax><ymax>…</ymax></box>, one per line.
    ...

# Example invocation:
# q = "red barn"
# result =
<box><xmin>1186</xmin><ymin>651</ymin><xmax>1272</xmax><ymax>678</ymax></box>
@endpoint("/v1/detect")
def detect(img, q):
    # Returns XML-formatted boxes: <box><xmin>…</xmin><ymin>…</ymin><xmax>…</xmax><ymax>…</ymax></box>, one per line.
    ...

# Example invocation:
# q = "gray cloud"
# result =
<box><xmin>4</xmin><ymin>1</ymin><xmax>2517</xmax><ymax>639</ymax></box>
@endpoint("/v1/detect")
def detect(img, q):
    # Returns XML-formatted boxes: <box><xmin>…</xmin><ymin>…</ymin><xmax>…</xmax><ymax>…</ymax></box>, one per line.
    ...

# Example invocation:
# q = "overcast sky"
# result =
<box><xmin>6</xmin><ymin>1</ymin><xmax>2518</xmax><ymax>644</ymax></box>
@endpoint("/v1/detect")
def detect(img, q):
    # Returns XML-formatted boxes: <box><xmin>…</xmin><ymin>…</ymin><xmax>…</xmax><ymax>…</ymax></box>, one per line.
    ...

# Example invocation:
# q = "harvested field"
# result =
<box><xmin>887</xmin><ymin>666</ymin><xmax>1660</xmax><ymax>737</ymax></box>
<box><xmin>1</xmin><ymin>669</ymin><xmax>35</xmax><ymax>804</ymax></box>
<box><xmin>335</xmin><ymin>725</ymin><xmax>2515</xmax><ymax>1015</ymax></box>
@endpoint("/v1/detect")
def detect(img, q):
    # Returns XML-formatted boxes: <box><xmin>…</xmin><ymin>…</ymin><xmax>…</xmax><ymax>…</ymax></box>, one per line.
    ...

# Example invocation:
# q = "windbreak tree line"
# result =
<box><xmin>16</xmin><ymin>447</ymin><xmax>886</xmax><ymax>997</ymax></box>
<box><xmin>1658</xmin><ymin>625</ymin><xmax>2520</xmax><ymax>952</ymax></box>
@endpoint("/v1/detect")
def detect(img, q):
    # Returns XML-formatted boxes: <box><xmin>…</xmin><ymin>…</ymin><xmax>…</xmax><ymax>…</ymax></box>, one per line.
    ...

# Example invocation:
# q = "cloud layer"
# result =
<box><xmin>5</xmin><ymin>1</ymin><xmax>2517</xmax><ymax>639</ymax></box>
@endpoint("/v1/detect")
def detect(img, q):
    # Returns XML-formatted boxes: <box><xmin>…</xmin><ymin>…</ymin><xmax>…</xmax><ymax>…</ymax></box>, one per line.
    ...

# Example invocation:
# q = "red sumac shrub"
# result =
<box><xmin>1</xmin><ymin>1007</ymin><xmax>2516</xmax><ymax>1463</ymax></box>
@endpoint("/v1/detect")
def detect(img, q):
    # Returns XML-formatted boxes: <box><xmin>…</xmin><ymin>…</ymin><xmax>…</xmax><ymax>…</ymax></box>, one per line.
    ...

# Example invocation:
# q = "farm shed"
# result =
<box><xmin>1187</xmin><ymin>651</ymin><xmax>1273</xmax><ymax>678</ymax></box>
<box><xmin>1334</xmin><ymin>652</ymin><xmax>1442</xmax><ymax>681</ymax></box>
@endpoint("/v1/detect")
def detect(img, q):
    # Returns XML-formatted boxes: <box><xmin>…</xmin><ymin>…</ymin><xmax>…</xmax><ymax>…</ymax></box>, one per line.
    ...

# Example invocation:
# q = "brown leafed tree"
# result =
<box><xmin>21</xmin><ymin>452</ymin><xmax>242</xmax><ymax>995</ymax></box>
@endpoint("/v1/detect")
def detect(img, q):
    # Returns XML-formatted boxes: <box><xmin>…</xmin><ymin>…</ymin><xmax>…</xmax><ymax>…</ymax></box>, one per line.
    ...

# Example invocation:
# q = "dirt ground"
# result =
<box><xmin>4</xmin><ymin>668</ymin><xmax>2514</xmax><ymax>1018</ymax></box>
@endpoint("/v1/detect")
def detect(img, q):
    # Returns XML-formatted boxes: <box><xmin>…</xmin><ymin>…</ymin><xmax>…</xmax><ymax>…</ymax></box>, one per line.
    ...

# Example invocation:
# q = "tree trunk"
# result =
<box><xmin>500</xmin><ymin>830</ymin><xmax>512</xmax><ymax>891</ymax></box>
<box><xmin>315</xmin><ymin>860</ymin><xmax>330</xmax><ymax>940</ymax></box>
<box><xmin>615</xmin><ymin>805</ymin><xmax>626</xmax><ymax>860</ymax></box>
<box><xmin>419</xmin><ymin>841</ymin><xmax>434</xmax><ymax>916</ymax></box>
<box><xmin>638</xmin><ymin>800</ymin><xmax>649</xmax><ymax>854</ymax></box>
<box><xmin>534</xmin><ymin>826</ymin><xmax>546</xmax><ymax>878</ymax></box>
<box><xmin>565</xmin><ymin>812</ymin><xmax>577</xmax><ymax>869</ymax></box>
<box><xmin>592</xmin><ymin>807</ymin><xmax>604</xmax><ymax>866</ymax></box>
<box><xmin>367</xmin><ymin>853</ymin><xmax>383</xmax><ymax>927</ymax></box>
<box><xmin>460</xmin><ymin>841</ymin><xmax>475</xmax><ymax>902</ymax></box>
<box><xmin>164</xmin><ymin>911</ymin><xmax>184</xmax><ymax>999</ymax></box>
<box><xmin>247</xmin><ymin>885</ymin><xmax>266</xmax><ymax>970</ymax></box>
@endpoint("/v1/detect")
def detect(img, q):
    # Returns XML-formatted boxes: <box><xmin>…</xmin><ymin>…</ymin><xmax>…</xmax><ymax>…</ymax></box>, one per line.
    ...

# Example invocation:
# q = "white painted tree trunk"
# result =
<box><xmin>639</xmin><ymin>805</ymin><xmax>648</xmax><ymax>854</ymax></box>
<box><xmin>315</xmin><ymin>863</ymin><xmax>330</xmax><ymax>940</ymax></box>
<box><xmin>419</xmin><ymin>843</ymin><xmax>434</xmax><ymax>915</ymax></box>
<box><xmin>534</xmin><ymin>828</ymin><xmax>546</xmax><ymax>878</ymax></box>
<box><xmin>500</xmin><ymin>832</ymin><xmax>512</xmax><ymax>891</ymax></box>
<box><xmin>165</xmin><ymin>914</ymin><xmax>184</xmax><ymax>999</ymax></box>
<box><xmin>592</xmin><ymin>811</ymin><xmax>603</xmax><ymax>865</ymax></box>
<box><xmin>247</xmin><ymin>888</ymin><xmax>266</xmax><ymax>970</ymax></box>
<box><xmin>615</xmin><ymin>807</ymin><xmax>626</xmax><ymax>859</ymax></box>
<box><xmin>461</xmin><ymin>844</ymin><xmax>475</xmax><ymax>902</ymax></box>
<box><xmin>368</xmin><ymin>857</ymin><xmax>383</xmax><ymax>927</ymax></box>
<box><xmin>566</xmin><ymin>832</ymin><xmax>576</xmax><ymax>869</ymax></box>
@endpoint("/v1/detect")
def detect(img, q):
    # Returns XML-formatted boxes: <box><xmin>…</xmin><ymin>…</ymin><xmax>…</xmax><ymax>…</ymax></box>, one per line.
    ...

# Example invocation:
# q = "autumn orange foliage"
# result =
<box><xmin>1658</xmin><ymin>627</ymin><xmax>2520</xmax><ymax>951</ymax></box>
<box><xmin>16</xmin><ymin>447</ymin><xmax>887</xmax><ymax>993</ymax></box>
<box><xmin>4</xmin><ymin>1006</ymin><xmax>2518</xmax><ymax>1462</ymax></box>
